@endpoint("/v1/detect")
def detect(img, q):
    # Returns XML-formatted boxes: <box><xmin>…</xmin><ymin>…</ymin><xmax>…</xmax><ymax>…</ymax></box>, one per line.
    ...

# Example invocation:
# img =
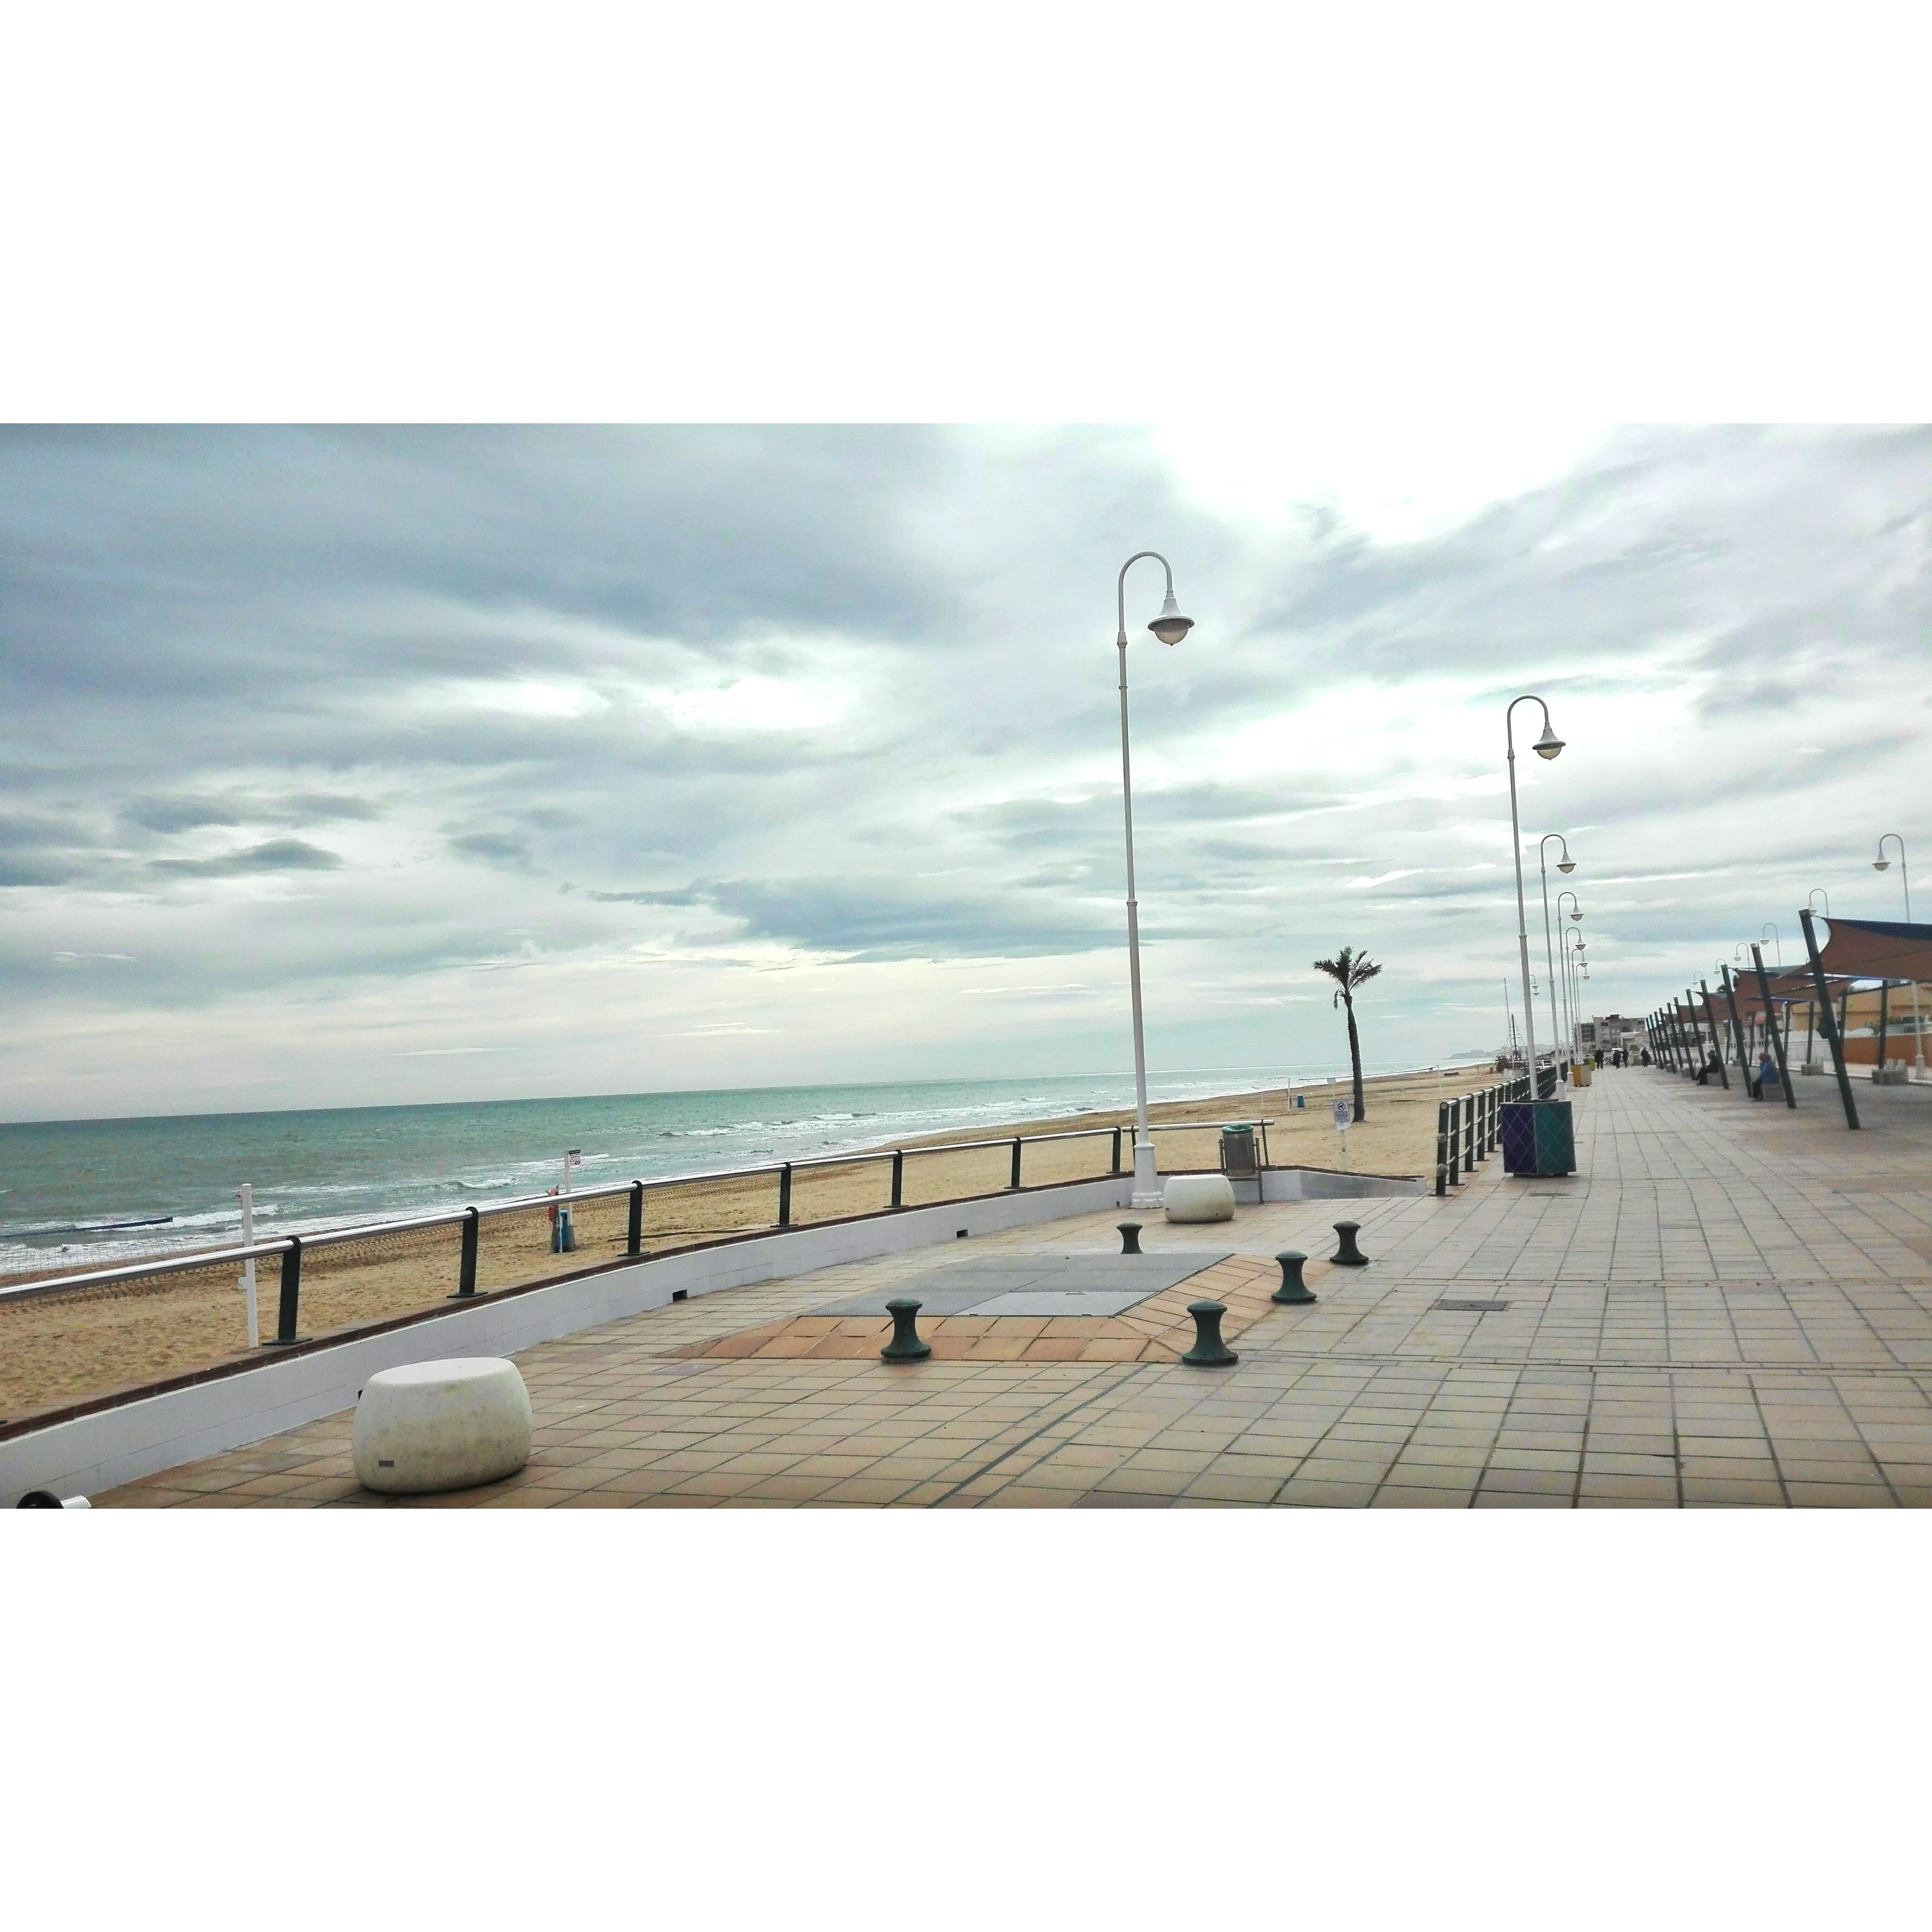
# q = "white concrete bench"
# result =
<box><xmin>1163</xmin><ymin>1174</ymin><xmax>1236</xmax><ymax>1223</ymax></box>
<box><xmin>353</xmin><ymin>1358</ymin><xmax>533</xmax><ymax>1495</ymax></box>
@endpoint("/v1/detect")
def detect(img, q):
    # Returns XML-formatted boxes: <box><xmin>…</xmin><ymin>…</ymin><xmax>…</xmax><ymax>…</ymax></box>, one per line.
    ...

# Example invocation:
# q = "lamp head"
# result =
<box><xmin>1148</xmin><ymin>594</ymin><xmax>1193</xmax><ymax>646</ymax></box>
<box><xmin>1874</xmin><ymin>858</ymin><xmax>1891</xmax><ymax>872</ymax></box>
<box><xmin>1533</xmin><ymin>722</ymin><xmax>1564</xmax><ymax>760</ymax></box>
<box><xmin>1570</xmin><ymin>909</ymin><xmax>1582</xmax><ymax>920</ymax></box>
<box><xmin>1557</xmin><ymin>856</ymin><xmax>1576</xmax><ymax>874</ymax></box>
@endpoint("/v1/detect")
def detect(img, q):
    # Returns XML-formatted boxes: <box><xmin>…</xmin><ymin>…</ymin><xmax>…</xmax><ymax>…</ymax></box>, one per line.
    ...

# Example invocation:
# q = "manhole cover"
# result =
<box><xmin>1431</xmin><ymin>1298</ymin><xmax>1511</xmax><ymax>1313</ymax></box>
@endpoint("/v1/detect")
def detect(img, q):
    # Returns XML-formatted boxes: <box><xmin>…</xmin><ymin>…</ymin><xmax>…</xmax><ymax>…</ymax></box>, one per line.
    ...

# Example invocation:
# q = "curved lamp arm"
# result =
<box><xmin>1117</xmin><ymin>551</ymin><xmax>1177</xmax><ymax>644</ymax></box>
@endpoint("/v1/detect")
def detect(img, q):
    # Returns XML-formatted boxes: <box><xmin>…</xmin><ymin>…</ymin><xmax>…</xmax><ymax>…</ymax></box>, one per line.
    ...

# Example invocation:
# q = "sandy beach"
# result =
<box><xmin>0</xmin><ymin>1063</ymin><xmax>1492</xmax><ymax>1426</ymax></box>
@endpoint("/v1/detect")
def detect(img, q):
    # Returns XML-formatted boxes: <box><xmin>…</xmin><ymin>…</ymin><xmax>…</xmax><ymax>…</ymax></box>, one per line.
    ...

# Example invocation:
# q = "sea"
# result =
<box><xmin>0</xmin><ymin>1058</ymin><xmax>1456</xmax><ymax>1282</ymax></box>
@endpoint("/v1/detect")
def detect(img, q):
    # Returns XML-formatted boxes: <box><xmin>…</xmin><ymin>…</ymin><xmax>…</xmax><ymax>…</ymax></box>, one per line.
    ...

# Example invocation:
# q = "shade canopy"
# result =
<box><xmin>1809</xmin><ymin>916</ymin><xmax>1932</xmax><ymax>987</ymax></box>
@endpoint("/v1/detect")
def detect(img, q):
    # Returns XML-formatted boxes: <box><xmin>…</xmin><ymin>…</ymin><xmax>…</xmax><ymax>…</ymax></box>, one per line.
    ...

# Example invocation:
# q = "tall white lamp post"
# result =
<box><xmin>1115</xmin><ymin>552</ymin><xmax>1194</xmax><ymax>1206</ymax></box>
<box><xmin>1505</xmin><ymin>697</ymin><xmax>1565</xmax><ymax>1092</ymax></box>
<box><xmin>1874</xmin><ymin>834</ymin><xmax>1925</xmax><ymax>1077</ymax></box>
<box><xmin>1538</xmin><ymin>834</ymin><xmax>1577</xmax><ymax>1070</ymax></box>
<box><xmin>1557</xmin><ymin>890</ymin><xmax>1583</xmax><ymax>1056</ymax></box>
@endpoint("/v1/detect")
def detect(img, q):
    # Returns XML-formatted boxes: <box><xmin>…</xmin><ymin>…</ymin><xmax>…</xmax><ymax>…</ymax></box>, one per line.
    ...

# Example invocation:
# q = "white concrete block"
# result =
<box><xmin>352</xmin><ymin>1358</ymin><xmax>532</xmax><ymax>1494</ymax></box>
<box><xmin>1163</xmin><ymin>1174</ymin><xmax>1236</xmax><ymax>1223</ymax></box>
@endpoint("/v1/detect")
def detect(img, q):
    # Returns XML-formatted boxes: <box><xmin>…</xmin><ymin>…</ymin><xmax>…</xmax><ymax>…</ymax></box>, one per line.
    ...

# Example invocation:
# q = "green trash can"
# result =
<box><xmin>1500</xmin><ymin>1099</ymin><xmax>1576</xmax><ymax>1176</ymax></box>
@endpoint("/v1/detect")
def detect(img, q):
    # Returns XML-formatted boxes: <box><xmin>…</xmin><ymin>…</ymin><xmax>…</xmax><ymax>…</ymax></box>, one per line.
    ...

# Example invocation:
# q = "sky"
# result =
<box><xmin>1</xmin><ymin>423</ymin><xmax>1927</xmax><ymax>1122</ymax></box>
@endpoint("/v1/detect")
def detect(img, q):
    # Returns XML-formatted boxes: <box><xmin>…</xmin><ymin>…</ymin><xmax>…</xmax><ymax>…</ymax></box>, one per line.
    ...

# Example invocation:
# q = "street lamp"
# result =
<box><xmin>1115</xmin><ymin>551</ymin><xmax>1194</xmax><ymax>1206</ymax></box>
<box><xmin>1557</xmin><ymin>889</ymin><xmax>1582</xmax><ymax>1056</ymax></box>
<box><xmin>1761</xmin><ymin>921</ymin><xmax>1781</xmax><ymax>969</ymax></box>
<box><xmin>1808</xmin><ymin>888</ymin><xmax>1830</xmax><ymax>917</ymax></box>
<box><xmin>1873</xmin><ymin>833</ymin><xmax>1925</xmax><ymax>1078</ymax></box>
<box><xmin>1537</xmin><ymin>834</ymin><xmax>1577</xmax><ymax>1077</ymax></box>
<box><xmin>1505</xmin><ymin>697</ymin><xmax>1565</xmax><ymax>1088</ymax></box>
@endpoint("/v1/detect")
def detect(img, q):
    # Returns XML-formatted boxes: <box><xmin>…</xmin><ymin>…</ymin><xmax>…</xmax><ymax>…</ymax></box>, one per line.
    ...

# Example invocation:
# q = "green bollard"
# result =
<box><xmin>1331</xmin><ymin>1221</ymin><xmax>1368</xmax><ymax>1267</ymax></box>
<box><xmin>881</xmin><ymin>1297</ymin><xmax>932</xmax><ymax>1362</ymax></box>
<box><xmin>1272</xmin><ymin>1250</ymin><xmax>1316</xmax><ymax>1304</ymax></box>
<box><xmin>1182</xmin><ymin>1300</ymin><xmax>1238</xmax><ymax>1367</ymax></box>
<box><xmin>1117</xmin><ymin>1221</ymin><xmax>1143</xmax><ymax>1255</ymax></box>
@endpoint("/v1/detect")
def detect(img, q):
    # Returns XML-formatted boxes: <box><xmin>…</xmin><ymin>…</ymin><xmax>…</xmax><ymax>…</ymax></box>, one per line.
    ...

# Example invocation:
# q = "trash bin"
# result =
<box><xmin>1219</xmin><ymin>1125</ymin><xmax>1260</xmax><ymax>1181</ymax></box>
<box><xmin>1500</xmin><ymin>1099</ymin><xmax>1575</xmax><ymax>1176</ymax></box>
<box><xmin>1571</xmin><ymin>1063</ymin><xmax>1592</xmax><ymax>1088</ymax></box>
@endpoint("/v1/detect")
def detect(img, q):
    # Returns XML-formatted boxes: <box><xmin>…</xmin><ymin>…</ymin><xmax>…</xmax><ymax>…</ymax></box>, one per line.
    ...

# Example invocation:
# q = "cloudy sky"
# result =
<box><xmin>1</xmin><ymin>424</ymin><xmax>1926</xmax><ymax>1121</ymax></box>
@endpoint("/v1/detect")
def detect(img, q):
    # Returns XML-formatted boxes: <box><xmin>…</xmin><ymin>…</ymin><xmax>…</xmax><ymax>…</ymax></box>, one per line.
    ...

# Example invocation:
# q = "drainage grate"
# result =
<box><xmin>1431</xmin><ymin>1298</ymin><xmax>1511</xmax><ymax>1313</ymax></box>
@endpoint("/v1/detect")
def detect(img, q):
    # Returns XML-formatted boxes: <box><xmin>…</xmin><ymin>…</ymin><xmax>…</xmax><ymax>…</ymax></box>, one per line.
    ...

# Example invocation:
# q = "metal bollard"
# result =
<box><xmin>627</xmin><ymin>1182</ymin><xmax>644</xmax><ymax>1255</ymax></box>
<box><xmin>1111</xmin><ymin>1126</ymin><xmax>1124</xmax><ymax>1174</ymax></box>
<box><xmin>1331</xmin><ymin>1221</ymin><xmax>1369</xmax><ymax>1267</ymax></box>
<box><xmin>1272</xmin><ymin>1250</ymin><xmax>1316</xmax><ymax>1304</ymax></box>
<box><xmin>265</xmin><ymin>1235</ymin><xmax>304</xmax><ymax>1345</ymax></box>
<box><xmin>778</xmin><ymin>1163</ymin><xmax>792</xmax><ymax>1228</ymax></box>
<box><xmin>1010</xmin><ymin>1137</ymin><xmax>1023</xmax><ymax>1189</ymax></box>
<box><xmin>881</xmin><ymin>1297</ymin><xmax>932</xmax><ymax>1361</ymax></box>
<box><xmin>1118</xmin><ymin>1220</ymin><xmax>1143</xmax><ymax>1255</ymax></box>
<box><xmin>890</xmin><ymin>1150</ymin><xmax>904</xmax><ymax>1208</ymax></box>
<box><xmin>17</xmin><ymin>1491</ymin><xmax>90</xmax><ymax>1508</ymax></box>
<box><xmin>1435</xmin><ymin>1104</ymin><xmax>1448</xmax><ymax>1195</ymax></box>
<box><xmin>1182</xmin><ymin>1300</ymin><xmax>1238</xmax><ymax>1366</ymax></box>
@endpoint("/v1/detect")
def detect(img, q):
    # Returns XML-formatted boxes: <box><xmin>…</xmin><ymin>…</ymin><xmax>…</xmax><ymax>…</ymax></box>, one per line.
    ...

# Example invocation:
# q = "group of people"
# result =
<box><xmin>1693</xmin><ymin>1045</ymin><xmax>1784</xmax><ymax>1097</ymax></box>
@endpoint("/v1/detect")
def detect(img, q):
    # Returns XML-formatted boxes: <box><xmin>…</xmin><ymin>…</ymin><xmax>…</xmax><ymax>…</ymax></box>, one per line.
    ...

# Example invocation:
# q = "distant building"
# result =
<box><xmin>1579</xmin><ymin>1013</ymin><xmax>1646</xmax><ymax>1052</ymax></box>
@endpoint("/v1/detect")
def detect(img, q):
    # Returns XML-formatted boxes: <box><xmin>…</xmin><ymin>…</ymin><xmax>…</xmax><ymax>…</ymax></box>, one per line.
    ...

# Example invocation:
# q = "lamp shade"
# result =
<box><xmin>1149</xmin><ymin>594</ymin><xmax>1193</xmax><ymax>646</ymax></box>
<box><xmin>1557</xmin><ymin>857</ymin><xmax>1576</xmax><ymax>874</ymax></box>
<box><xmin>1874</xmin><ymin>858</ymin><xmax>1891</xmax><ymax>871</ymax></box>
<box><xmin>1533</xmin><ymin>723</ymin><xmax>1564</xmax><ymax>760</ymax></box>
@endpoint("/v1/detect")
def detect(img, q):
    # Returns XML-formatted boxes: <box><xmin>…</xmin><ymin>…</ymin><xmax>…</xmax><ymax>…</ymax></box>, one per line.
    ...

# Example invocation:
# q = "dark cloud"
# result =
<box><xmin>446</xmin><ymin>830</ymin><xmax>533</xmax><ymax>867</ymax></box>
<box><xmin>147</xmin><ymin>837</ymin><xmax>343</xmax><ymax>876</ymax></box>
<box><xmin>597</xmin><ymin>876</ymin><xmax>1122</xmax><ymax>962</ymax></box>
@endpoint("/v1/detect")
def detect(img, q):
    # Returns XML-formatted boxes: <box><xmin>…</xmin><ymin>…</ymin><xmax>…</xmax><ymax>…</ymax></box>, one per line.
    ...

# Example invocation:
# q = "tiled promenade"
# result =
<box><xmin>99</xmin><ymin>1069</ymin><xmax>1932</xmax><ymax>1507</ymax></box>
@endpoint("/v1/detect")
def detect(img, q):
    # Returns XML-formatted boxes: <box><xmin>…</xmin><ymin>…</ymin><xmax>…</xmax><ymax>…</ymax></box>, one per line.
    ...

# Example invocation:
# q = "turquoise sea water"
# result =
<box><xmin>0</xmin><ymin>1066</ymin><xmax>1375</xmax><ymax>1275</ymax></box>
<box><xmin>0</xmin><ymin>1059</ymin><xmax>1449</xmax><ymax>1281</ymax></box>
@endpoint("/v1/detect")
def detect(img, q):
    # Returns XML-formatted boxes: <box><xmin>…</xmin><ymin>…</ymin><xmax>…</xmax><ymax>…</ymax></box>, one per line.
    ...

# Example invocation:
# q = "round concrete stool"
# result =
<box><xmin>353</xmin><ymin>1358</ymin><xmax>532</xmax><ymax>1495</ymax></box>
<box><xmin>1163</xmin><ymin>1173</ymin><xmax>1236</xmax><ymax>1223</ymax></box>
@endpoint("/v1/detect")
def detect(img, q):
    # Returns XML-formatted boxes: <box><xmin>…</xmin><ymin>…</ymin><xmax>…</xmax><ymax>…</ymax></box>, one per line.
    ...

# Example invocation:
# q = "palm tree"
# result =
<box><xmin>1314</xmin><ymin>946</ymin><xmax>1384</xmax><ymax>1122</ymax></box>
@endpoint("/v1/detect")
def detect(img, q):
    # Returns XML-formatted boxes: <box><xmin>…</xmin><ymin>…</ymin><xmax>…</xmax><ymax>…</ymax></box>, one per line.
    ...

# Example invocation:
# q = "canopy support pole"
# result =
<box><xmin>1752</xmin><ymin>944</ymin><xmax>1796</xmax><ymax>1108</ymax></box>
<box><xmin>1801</xmin><ymin>907</ymin><xmax>1860</xmax><ymax>1130</ymax></box>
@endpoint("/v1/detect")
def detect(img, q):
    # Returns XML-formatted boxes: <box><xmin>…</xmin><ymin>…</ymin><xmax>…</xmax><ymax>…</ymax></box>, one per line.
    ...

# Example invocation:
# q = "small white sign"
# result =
<box><xmin>1333</xmin><ymin>1100</ymin><xmax>1351</xmax><ymax>1131</ymax></box>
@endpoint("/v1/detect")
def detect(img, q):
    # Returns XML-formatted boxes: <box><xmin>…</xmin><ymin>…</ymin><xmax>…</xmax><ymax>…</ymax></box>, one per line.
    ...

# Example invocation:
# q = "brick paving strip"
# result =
<box><xmin>92</xmin><ymin>1070</ymin><xmax>1932</xmax><ymax>1508</ymax></box>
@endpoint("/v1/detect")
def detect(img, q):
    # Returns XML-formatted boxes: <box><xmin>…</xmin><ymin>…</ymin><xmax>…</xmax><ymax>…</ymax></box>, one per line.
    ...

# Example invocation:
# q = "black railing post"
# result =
<box><xmin>1801</xmin><ymin>907</ymin><xmax>1860</xmax><ymax>1130</ymax></box>
<box><xmin>267</xmin><ymin>1235</ymin><xmax>302</xmax><ymax>1345</ymax></box>
<box><xmin>1010</xmin><ymin>1137</ymin><xmax>1022</xmax><ymax>1189</ymax></box>
<box><xmin>778</xmin><ymin>1163</ymin><xmax>793</xmax><ymax>1227</ymax></box>
<box><xmin>458</xmin><ymin>1207</ymin><xmax>479</xmax><ymax>1295</ymax></box>
<box><xmin>1111</xmin><ymin>1126</ymin><xmax>1123</xmax><ymax>1174</ymax></box>
<box><xmin>1465</xmin><ymin>1091</ymin><xmax>1476</xmax><ymax>1166</ymax></box>
<box><xmin>627</xmin><ymin>1182</ymin><xmax>644</xmax><ymax>1255</ymax></box>
<box><xmin>1446</xmin><ymin>1099</ymin><xmax>1460</xmax><ymax>1188</ymax></box>
<box><xmin>890</xmin><ymin>1150</ymin><xmax>904</xmax><ymax>1209</ymax></box>
<box><xmin>1435</xmin><ymin>1102</ymin><xmax>1448</xmax><ymax>1196</ymax></box>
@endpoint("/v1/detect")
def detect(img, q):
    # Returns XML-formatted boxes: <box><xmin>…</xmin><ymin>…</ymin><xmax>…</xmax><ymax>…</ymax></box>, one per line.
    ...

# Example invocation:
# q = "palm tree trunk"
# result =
<box><xmin>1345</xmin><ymin>996</ymin><xmax>1366</xmax><ymax>1121</ymax></box>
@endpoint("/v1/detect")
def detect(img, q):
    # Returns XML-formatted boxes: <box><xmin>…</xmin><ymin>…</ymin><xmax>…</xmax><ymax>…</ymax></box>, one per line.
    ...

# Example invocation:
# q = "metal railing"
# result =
<box><xmin>3</xmin><ymin>1115</ymin><xmax>1280</xmax><ymax>1343</ymax></box>
<box><xmin>1433</xmin><ymin>1069</ymin><xmax>1550</xmax><ymax>1196</ymax></box>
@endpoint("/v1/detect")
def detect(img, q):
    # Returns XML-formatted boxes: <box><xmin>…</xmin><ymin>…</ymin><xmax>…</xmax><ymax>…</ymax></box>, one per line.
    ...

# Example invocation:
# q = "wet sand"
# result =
<box><xmin>0</xmin><ymin>1064</ymin><xmax>1490</xmax><ymax>1426</ymax></box>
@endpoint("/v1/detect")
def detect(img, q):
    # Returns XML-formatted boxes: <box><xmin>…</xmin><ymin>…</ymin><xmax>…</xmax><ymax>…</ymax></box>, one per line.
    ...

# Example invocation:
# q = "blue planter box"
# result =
<box><xmin>1500</xmin><ymin>1100</ymin><xmax>1575</xmax><ymax>1176</ymax></box>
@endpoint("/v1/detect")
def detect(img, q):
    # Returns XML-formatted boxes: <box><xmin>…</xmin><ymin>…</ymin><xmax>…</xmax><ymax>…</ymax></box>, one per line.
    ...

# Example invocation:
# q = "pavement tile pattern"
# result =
<box><xmin>95</xmin><ymin>1070</ymin><xmax>1932</xmax><ymax>1507</ymax></box>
